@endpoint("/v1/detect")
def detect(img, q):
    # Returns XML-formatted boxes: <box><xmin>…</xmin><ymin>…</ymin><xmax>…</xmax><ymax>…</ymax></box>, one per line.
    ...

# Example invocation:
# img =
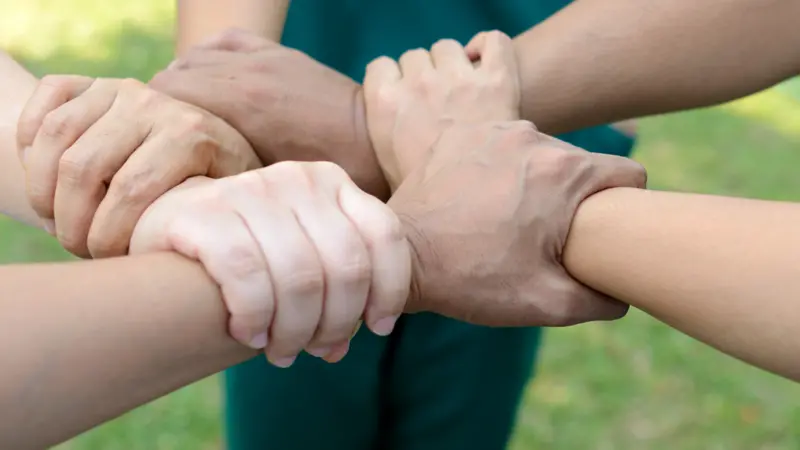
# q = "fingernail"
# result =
<box><xmin>306</xmin><ymin>347</ymin><xmax>331</xmax><ymax>358</ymax></box>
<box><xmin>372</xmin><ymin>315</ymin><xmax>400</xmax><ymax>336</ymax></box>
<box><xmin>248</xmin><ymin>332</ymin><xmax>268</xmax><ymax>349</ymax></box>
<box><xmin>43</xmin><ymin>219</ymin><xmax>55</xmax><ymax>235</ymax></box>
<box><xmin>323</xmin><ymin>341</ymin><xmax>351</xmax><ymax>364</ymax></box>
<box><xmin>271</xmin><ymin>356</ymin><xmax>296</xmax><ymax>368</ymax></box>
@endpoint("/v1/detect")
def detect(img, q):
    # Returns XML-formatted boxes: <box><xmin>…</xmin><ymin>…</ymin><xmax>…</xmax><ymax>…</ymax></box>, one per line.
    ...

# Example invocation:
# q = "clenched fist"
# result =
<box><xmin>130</xmin><ymin>162</ymin><xmax>410</xmax><ymax>367</ymax></box>
<box><xmin>16</xmin><ymin>75</ymin><xmax>260</xmax><ymax>258</ymax></box>
<box><xmin>150</xmin><ymin>28</ymin><xmax>389</xmax><ymax>200</ymax></box>
<box><xmin>393</xmin><ymin>121</ymin><xmax>647</xmax><ymax>326</ymax></box>
<box><xmin>364</xmin><ymin>31</ymin><xmax>521</xmax><ymax>191</ymax></box>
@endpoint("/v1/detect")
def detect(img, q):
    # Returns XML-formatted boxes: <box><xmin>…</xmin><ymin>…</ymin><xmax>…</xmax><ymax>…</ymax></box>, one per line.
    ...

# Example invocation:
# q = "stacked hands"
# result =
<box><xmin>15</xmin><ymin>29</ymin><xmax>645</xmax><ymax>367</ymax></box>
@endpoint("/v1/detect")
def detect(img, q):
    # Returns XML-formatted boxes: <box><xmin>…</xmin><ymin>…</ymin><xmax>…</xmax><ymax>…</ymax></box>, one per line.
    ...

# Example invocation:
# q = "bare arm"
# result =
<box><xmin>0</xmin><ymin>253</ymin><xmax>255</xmax><ymax>449</ymax></box>
<box><xmin>0</xmin><ymin>52</ymin><xmax>41</xmax><ymax>227</ymax></box>
<box><xmin>514</xmin><ymin>0</ymin><xmax>800</xmax><ymax>134</ymax></box>
<box><xmin>564</xmin><ymin>188</ymin><xmax>800</xmax><ymax>381</ymax></box>
<box><xmin>175</xmin><ymin>0</ymin><xmax>290</xmax><ymax>54</ymax></box>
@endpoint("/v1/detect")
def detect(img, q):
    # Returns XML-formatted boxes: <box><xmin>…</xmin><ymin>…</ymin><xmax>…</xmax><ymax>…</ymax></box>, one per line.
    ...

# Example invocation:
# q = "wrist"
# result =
<box><xmin>350</xmin><ymin>86</ymin><xmax>391</xmax><ymax>201</ymax></box>
<box><xmin>395</xmin><ymin>212</ymin><xmax>427</xmax><ymax>314</ymax></box>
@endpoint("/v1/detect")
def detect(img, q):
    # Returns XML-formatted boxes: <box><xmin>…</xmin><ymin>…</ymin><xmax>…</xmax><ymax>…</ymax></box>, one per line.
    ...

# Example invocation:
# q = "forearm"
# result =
<box><xmin>564</xmin><ymin>188</ymin><xmax>800</xmax><ymax>381</ymax></box>
<box><xmin>0</xmin><ymin>52</ymin><xmax>41</xmax><ymax>227</ymax></box>
<box><xmin>0</xmin><ymin>253</ymin><xmax>256</xmax><ymax>449</ymax></box>
<box><xmin>175</xmin><ymin>0</ymin><xmax>290</xmax><ymax>54</ymax></box>
<box><xmin>514</xmin><ymin>0</ymin><xmax>800</xmax><ymax>134</ymax></box>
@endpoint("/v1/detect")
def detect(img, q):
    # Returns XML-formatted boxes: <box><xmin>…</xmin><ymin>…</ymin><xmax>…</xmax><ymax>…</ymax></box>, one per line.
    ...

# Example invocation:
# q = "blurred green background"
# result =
<box><xmin>2</xmin><ymin>1</ymin><xmax>800</xmax><ymax>449</ymax></box>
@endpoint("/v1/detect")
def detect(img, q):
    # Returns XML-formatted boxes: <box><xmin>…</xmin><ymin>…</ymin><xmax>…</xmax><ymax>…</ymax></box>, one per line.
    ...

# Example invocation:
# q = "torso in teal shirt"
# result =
<box><xmin>223</xmin><ymin>2</ymin><xmax>634</xmax><ymax>450</ymax></box>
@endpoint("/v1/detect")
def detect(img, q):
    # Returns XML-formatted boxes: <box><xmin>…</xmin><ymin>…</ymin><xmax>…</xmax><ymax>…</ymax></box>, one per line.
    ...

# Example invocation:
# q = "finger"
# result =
<box><xmin>398</xmin><ymin>48</ymin><xmax>434</xmax><ymax>79</ymax></box>
<box><xmin>211</xmin><ymin>171</ymin><xmax>325</xmax><ymax>366</ymax></box>
<box><xmin>363</xmin><ymin>56</ymin><xmax>401</xmax><ymax>100</ymax></box>
<box><xmin>429</xmin><ymin>39</ymin><xmax>472</xmax><ymax>75</ymax></box>
<box><xmin>547</xmin><ymin>274</ymin><xmax>630</xmax><ymax>326</ymax></box>
<box><xmin>465</xmin><ymin>30</ymin><xmax>517</xmax><ymax>73</ymax></box>
<box><xmin>167</xmin><ymin>204</ymin><xmax>275</xmax><ymax>349</ymax></box>
<box><xmin>51</xmin><ymin>87</ymin><xmax>154</xmax><ymax>257</ymax></box>
<box><xmin>86</xmin><ymin>132</ymin><xmax>212</xmax><ymax>258</ymax></box>
<box><xmin>17</xmin><ymin>75</ymin><xmax>94</xmax><ymax>157</ymax></box>
<box><xmin>585</xmin><ymin>152</ymin><xmax>648</xmax><ymax>193</ymax></box>
<box><xmin>269</xmin><ymin>162</ymin><xmax>371</xmax><ymax>358</ymax></box>
<box><xmin>321</xmin><ymin>340</ymin><xmax>351</xmax><ymax>364</ymax></box>
<box><xmin>23</xmin><ymin>78</ymin><xmax>116</xmax><ymax>230</ymax></box>
<box><xmin>338</xmin><ymin>180</ymin><xmax>410</xmax><ymax>336</ymax></box>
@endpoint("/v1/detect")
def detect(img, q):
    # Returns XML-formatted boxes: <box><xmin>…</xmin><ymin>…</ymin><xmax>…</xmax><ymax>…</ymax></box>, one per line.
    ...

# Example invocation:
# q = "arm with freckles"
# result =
<box><xmin>564</xmin><ymin>188</ymin><xmax>800</xmax><ymax>382</ymax></box>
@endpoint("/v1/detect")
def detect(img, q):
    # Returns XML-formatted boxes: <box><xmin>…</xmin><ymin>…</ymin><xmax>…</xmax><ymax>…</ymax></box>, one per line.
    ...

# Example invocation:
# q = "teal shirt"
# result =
<box><xmin>281</xmin><ymin>0</ymin><xmax>635</xmax><ymax>157</ymax></box>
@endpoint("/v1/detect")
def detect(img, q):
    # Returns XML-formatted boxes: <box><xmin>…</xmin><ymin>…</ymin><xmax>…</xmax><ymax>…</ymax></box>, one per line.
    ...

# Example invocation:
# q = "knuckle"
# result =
<box><xmin>39</xmin><ymin>75</ymin><xmax>82</xmax><ymax>93</ymax></box>
<box><xmin>414</xmin><ymin>69</ymin><xmax>439</xmax><ymax>91</ymax></box>
<box><xmin>222</xmin><ymin>244</ymin><xmax>266</xmax><ymax>280</ymax></box>
<box><xmin>374</xmin><ymin>83</ymin><xmax>400</xmax><ymax>110</ymax></box>
<box><xmin>485</xmin><ymin>30</ymin><xmax>510</xmax><ymax>43</ymax></box>
<box><xmin>119</xmin><ymin>79</ymin><xmax>160</xmax><ymax>107</ymax></box>
<box><xmin>40</xmin><ymin>110</ymin><xmax>77</xmax><ymax>141</ymax></box>
<box><xmin>307</xmin><ymin>161</ymin><xmax>347</xmax><ymax>180</ymax></box>
<box><xmin>267</xmin><ymin>161</ymin><xmax>315</xmax><ymax>189</ymax></box>
<box><xmin>58</xmin><ymin>154</ymin><xmax>98</xmax><ymax>188</ymax></box>
<box><xmin>110</xmin><ymin>171</ymin><xmax>159</xmax><ymax>206</ymax></box>
<box><xmin>330</xmin><ymin>257</ymin><xmax>371</xmax><ymax>287</ymax></box>
<box><xmin>281</xmin><ymin>269</ymin><xmax>325</xmax><ymax>299</ymax></box>
<box><xmin>174</xmin><ymin>109</ymin><xmax>210</xmax><ymax>135</ymax></box>
<box><xmin>118</xmin><ymin>77</ymin><xmax>146</xmax><ymax>91</ymax></box>
<box><xmin>431</xmin><ymin>38</ymin><xmax>459</xmax><ymax>52</ymax></box>
<box><xmin>370</xmin><ymin>208</ymin><xmax>405</xmax><ymax>244</ymax></box>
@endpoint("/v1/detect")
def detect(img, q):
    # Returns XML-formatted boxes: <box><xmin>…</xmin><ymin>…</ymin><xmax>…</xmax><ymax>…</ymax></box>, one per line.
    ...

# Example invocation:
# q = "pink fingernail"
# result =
<box><xmin>248</xmin><ymin>332</ymin><xmax>268</xmax><ymax>349</ymax></box>
<box><xmin>43</xmin><ymin>219</ymin><xmax>55</xmax><ymax>235</ymax></box>
<box><xmin>372</xmin><ymin>315</ymin><xmax>400</xmax><ymax>336</ymax></box>
<box><xmin>272</xmin><ymin>356</ymin><xmax>297</xmax><ymax>368</ymax></box>
<box><xmin>306</xmin><ymin>347</ymin><xmax>332</xmax><ymax>358</ymax></box>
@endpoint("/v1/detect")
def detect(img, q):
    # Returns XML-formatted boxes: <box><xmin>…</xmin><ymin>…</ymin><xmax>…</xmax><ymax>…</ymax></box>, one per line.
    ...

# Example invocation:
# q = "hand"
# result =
<box><xmin>149</xmin><ymin>28</ymin><xmax>389</xmax><ymax>200</ymax></box>
<box><xmin>16</xmin><ymin>75</ymin><xmax>260</xmax><ymax>258</ymax></box>
<box><xmin>130</xmin><ymin>161</ymin><xmax>410</xmax><ymax>367</ymax></box>
<box><xmin>392</xmin><ymin>121</ymin><xmax>647</xmax><ymax>327</ymax></box>
<box><xmin>363</xmin><ymin>31</ymin><xmax>520</xmax><ymax>191</ymax></box>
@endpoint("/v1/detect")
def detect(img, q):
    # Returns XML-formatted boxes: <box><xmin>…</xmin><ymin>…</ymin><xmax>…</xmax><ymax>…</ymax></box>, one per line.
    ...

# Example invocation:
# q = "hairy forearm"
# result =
<box><xmin>0</xmin><ymin>52</ymin><xmax>41</xmax><ymax>227</ymax></box>
<box><xmin>175</xmin><ymin>0</ymin><xmax>290</xmax><ymax>54</ymax></box>
<box><xmin>564</xmin><ymin>188</ymin><xmax>800</xmax><ymax>381</ymax></box>
<box><xmin>0</xmin><ymin>253</ymin><xmax>256</xmax><ymax>449</ymax></box>
<box><xmin>514</xmin><ymin>0</ymin><xmax>800</xmax><ymax>134</ymax></box>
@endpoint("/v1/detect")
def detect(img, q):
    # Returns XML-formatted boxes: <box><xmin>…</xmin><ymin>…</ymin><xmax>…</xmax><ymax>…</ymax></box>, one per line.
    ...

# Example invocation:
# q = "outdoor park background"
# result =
<box><xmin>2</xmin><ymin>1</ymin><xmax>800</xmax><ymax>449</ymax></box>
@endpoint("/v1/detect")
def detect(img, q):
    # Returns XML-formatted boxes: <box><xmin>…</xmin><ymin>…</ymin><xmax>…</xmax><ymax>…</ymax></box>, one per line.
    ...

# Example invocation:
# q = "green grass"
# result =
<box><xmin>3</xmin><ymin>1</ymin><xmax>800</xmax><ymax>449</ymax></box>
